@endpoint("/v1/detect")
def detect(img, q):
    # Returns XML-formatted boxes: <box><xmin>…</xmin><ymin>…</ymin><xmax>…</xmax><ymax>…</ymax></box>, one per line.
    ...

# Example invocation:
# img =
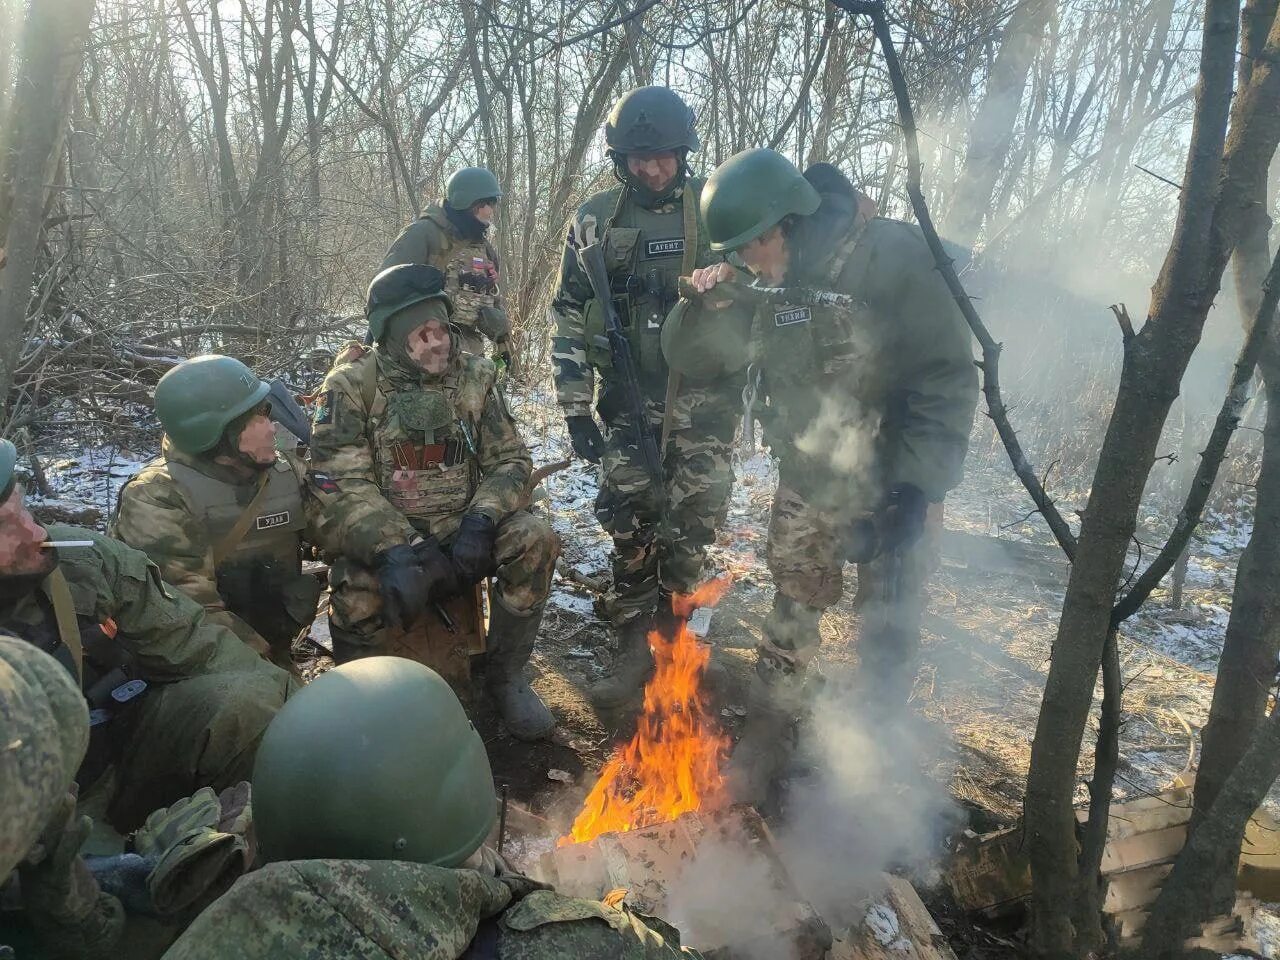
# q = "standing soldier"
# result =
<box><xmin>381</xmin><ymin>167</ymin><xmax>513</xmax><ymax>364</ymax></box>
<box><xmin>0</xmin><ymin>438</ymin><xmax>293</xmax><ymax>831</ymax></box>
<box><xmin>310</xmin><ymin>264</ymin><xmax>559</xmax><ymax>741</ymax></box>
<box><xmin>677</xmin><ymin>150</ymin><xmax>978</xmax><ymax>803</ymax></box>
<box><xmin>550</xmin><ymin>86</ymin><xmax>738</xmax><ymax>707</ymax></box>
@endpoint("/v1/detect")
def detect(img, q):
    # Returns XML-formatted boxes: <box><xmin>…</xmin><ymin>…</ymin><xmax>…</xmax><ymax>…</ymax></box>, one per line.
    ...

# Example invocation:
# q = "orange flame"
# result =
<box><xmin>561</xmin><ymin>576</ymin><xmax>733</xmax><ymax>845</ymax></box>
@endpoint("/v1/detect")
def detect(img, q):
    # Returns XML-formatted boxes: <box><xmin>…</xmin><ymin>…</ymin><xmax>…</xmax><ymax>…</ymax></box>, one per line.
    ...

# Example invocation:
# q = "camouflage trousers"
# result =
<box><xmin>328</xmin><ymin>510</ymin><xmax>559</xmax><ymax>659</ymax></box>
<box><xmin>761</xmin><ymin>482</ymin><xmax>938</xmax><ymax>708</ymax></box>
<box><xmin>596</xmin><ymin>386</ymin><xmax>736</xmax><ymax>627</ymax></box>
<box><xmin>106</xmin><ymin>668</ymin><xmax>294</xmax><ymax>832</ymax></box>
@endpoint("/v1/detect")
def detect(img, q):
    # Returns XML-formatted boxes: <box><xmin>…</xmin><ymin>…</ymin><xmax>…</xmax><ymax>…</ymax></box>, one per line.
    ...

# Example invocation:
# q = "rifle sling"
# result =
<box><xmin>212</xmin><ymin>469</ymin><xmax>272</xmax><ymax>567</ymax></box>
<box><xmin>46</xmin><ymin>567</ymin><xmax>84</xmax><ymax>686</ymax></box>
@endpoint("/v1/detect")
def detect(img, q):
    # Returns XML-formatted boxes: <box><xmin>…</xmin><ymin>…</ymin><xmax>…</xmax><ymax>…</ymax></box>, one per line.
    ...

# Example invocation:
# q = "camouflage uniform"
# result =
<box><xmin>309</xmin><ymin>342</ymin><xmax>558</xmax><ymax>658</ymax></box>
<box><xmin>160</xmin><ymin>856</ymin><xmax>702</xmax><ymax>960</ymax></box>
<box><xmin>382</xmin><ymin>205</ymin><xmax>507</xmax><ymax>359</ymax></box>
<box><xmin>110</xmin><ymin>442</ymin><xmax>331</xmax><ymax>665</ymax></box>
<box><xmin>551</xmin><ymin>179</ymin><xmax>737</xmax><ymax>625</ymax></box>
<box><xmin>0</xmin><ymin>526</ymin><xmax>294</xmax><ymax>831</ymax></box>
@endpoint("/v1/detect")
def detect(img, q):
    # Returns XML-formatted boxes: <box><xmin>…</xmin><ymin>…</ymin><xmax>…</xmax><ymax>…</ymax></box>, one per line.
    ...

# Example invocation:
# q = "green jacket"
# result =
<box><xmin>0</xmin><ymin>526</ymin><xmax>289</xmax><ymax>693</ymax></box>
<box><xmin>549</xmin><ymin>179</ymin><xmax>712</xmax><ymax>418</ymax></box>
<box><xmin>160</xmin><ymin>858</ymin><xmax>701</xmax><ymax>960</ymax></box>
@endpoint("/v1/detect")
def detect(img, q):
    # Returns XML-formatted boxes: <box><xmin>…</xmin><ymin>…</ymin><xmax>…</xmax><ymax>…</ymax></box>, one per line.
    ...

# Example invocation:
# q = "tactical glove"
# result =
<box><xmin>450</xmin><ymin>512</ymin><xmax>498</xmax><ymax>585</ymax></box>
<box><xmin>374</xmin><ymin>544</ymin><xmax>431</xmax><ymax>630</ymax></box>
<box><xmin>412</xmin><ymin>534</ymin><xmax>463</xmax><ymax>601</ymax></box>
<box><xmin>880</xmin><ymin>483</ymin><xmax>928</xmax><ymax>553</ymax></box>
<box><xmin>566</xmin><ymin>415</ymin><xmax>605</xmax><ymax>463</ymax></box>
<box><xmin>476</xmin><ymin>304</ymin><xmax>511</xmax><ymax>342</ymax></box>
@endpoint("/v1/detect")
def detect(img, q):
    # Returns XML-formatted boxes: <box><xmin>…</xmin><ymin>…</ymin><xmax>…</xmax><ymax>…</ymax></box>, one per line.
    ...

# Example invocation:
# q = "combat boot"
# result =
<box><xmin>588</xmin><ymin>616</ymin><xmax>655</xmax><ymax>709</ymax></box>
<box><xmin>724</xmin><ymin>669</ymin><xmax>804</xmax><ymax>808</ymax></box>
<box><xmin>485</xmin><ymin>598</ymin><xmax>555</xmax><ymax>741</ymax></box>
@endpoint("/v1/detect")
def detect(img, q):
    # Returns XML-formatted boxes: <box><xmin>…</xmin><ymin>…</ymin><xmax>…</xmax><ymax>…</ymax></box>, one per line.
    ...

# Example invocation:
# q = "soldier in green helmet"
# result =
<box><xmin>0</xmin><ymin>438</ymin><xmax>293</xmax><ymax>832</ymax></box>
<box><xmin>550</xmin><ymin>86</ymin><xmax>742</xmax><ymax>708</ymax></box>
<box><xmin>678</xmin><ymin>149</ymin><xmax>978</xmax><ymax>804</ymax></box>
<box><xmin>160</xmin><ymin>656</ymin><xmax>703</xmax><ymax>960</ymax></box>
<box><xmin>310</xmin><ymin>264</ymin><xmax>560</xmax><ymax>741</ymax></box>
<box><xmin>381</xmin><ymin>166</ymin><xmax>513</xmax><ymax>364</ymax></box>
<box><xmin>111</xmin><ymin>355</ymin><xmax>398</xmax><ymax>669</ymax></box>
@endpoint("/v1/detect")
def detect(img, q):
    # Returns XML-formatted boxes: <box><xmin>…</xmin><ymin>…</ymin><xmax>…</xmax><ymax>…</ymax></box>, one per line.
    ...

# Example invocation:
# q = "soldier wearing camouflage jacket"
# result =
<box><xmin>381</xmin><ymin>167</ymin><xmax>512</xmax><ymax>363</ymax></box>
<box><xmin>550</xmin><ymin>86</ymin><xmax>739</xmax><ymax>707</ymax></box>
<box><xmin>161</xmin><ymin>658</ymin><xmax>701</xmax><ymax>960</ymax></box>
<box><xmin>0</xmin><ymin>440</ymin><xmax>293</xmax><ymax>833</ymax></box>
<box><xmin>310</xmin><ymin>264</ymin><xmax>558</xmax><ymax>740</ymax></box>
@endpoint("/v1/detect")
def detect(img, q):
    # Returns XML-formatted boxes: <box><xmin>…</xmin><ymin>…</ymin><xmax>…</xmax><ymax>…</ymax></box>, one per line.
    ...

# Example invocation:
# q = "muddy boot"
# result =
<box><xmin>724</xmin><ymin>670</ymin><xmax>804</xmax><ymax>808</ymax></box>
<box><xmin>588</xmin><ymin>616</ymin><xmax>654</xmax><ymax>708</ymax></box>
<box><xmin>485</xmin><ymin>599</ymin><xmax>555</xmax><ymax>741</ymax></box>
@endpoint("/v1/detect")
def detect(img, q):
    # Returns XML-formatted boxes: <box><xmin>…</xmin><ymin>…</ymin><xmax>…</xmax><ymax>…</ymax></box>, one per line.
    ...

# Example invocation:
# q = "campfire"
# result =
<box><xmin>563</xmin><ymin>576</ymin><xmax>733</xmax><ymax>844</ymax></box>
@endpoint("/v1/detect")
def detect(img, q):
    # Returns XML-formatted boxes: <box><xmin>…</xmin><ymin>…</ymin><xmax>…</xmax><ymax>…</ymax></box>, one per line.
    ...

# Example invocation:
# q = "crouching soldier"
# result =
<box><xmin>0</xmin><ymin>439</ymin><xmax>293</xmax><ymax>831</ymax></box>
<box><xmin>161</xmin><ymin>656</ymin><xmax>703</xmax><ymax>960</ymax></box>
<box><xmin>310</xmin><ymin>263</ymin><xmax>559</xmax><ymax>741</ymax></box>
<box><xmin>112</xmin><ymin>356</ymin><xmax>348</xmax><ymax>668</ymax></box>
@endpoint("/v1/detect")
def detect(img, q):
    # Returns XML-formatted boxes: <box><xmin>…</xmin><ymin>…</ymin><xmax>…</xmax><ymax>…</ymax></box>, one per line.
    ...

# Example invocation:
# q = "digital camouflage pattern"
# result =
<box><xmin>550</xmin><ymin>180</ymin><xmax>737</xmax><ymax>624</ymax></box>
<box><xmin>160</xmin><ymin>858</ymin><xmax>702</xmax><ymax>960</ymax></box>
<box><xmin>0</xmin><ymin>635</ymin><xmax>88</xmax><ymax>877</ymax></box>
<box><xmin>111</xmin><ymin>442</ymin><xmax>333</xmax><ymax>660</ymax></box>
<box><xmin>0</xmin><ymin>526</ymin><xmax>293</xmax><ymax>830</ymax></box>
<box><xmin>381</xmin><ymin>204</ymin><xmax>507</xmax><ymax>358</ymax></box>
<box><xmin>309</xmin><ymin>343</ymin><xmax>557</xmax><ymax>653</ymax></box>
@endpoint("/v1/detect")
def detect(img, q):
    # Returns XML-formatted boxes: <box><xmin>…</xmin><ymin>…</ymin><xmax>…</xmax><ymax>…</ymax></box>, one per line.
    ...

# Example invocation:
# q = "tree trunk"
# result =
<box><xmin>1023</xmin><ymin>1</ymin><xmax>1244</xmax><ymax>955</ymax></box>
<box><xmin>945</xmin><ymin>0</ymin><xmax>1057</xmax><ymax>248</ymax></box>
<box><xmin>0</xmin><ymin>0</ymin><xmax>96</xmax><ymax>410</ymax></box>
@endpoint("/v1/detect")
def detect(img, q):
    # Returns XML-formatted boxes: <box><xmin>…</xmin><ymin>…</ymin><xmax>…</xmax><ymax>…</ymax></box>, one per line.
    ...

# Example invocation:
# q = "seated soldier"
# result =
<box><xmin>0</xmin><ymin>438</ymin><xmax>293</xmax><ymax>831</ymax></box>
<box><xmin>309</xmin><ymin>263</ymin><xmax>559</xmax><ymax>741</ymax></box>
<box><xmin>160</xmin><ymin>657</ymin><xmax>704</xmax><ymax>960</ymax></box>
<box><xmin>111</xmin><ymin>355</ymin><xmax>404</xmax><ymax>668</ymax></box>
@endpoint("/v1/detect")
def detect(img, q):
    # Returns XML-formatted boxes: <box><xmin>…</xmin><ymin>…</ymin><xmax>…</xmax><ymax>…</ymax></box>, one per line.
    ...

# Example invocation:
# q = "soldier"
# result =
<box><xmin>550</xmin><ymin>86</ymin><xmax>738</xmax><ymax>707</ymax></box>
<box><xmin>310</xmin><ymin>263</ymin><xmax>559</xmax><ymax>741</ymax></box>
<box><xmin>0</xmin><ymin>438</ymin><xmax>293</xmax><ymax>830</ymax></box>
<box><xmin>381</xmin><ymin>166</ymin><xmax>513</xmax><ymax>363</ymax></box>
<box><xmin>160</xmin><ymin>656</ymin><xmax>703</xmax><ymax>960</ymax></box>
<box><xmin>677</xmin><ymin>149</ymin><xmax>978</xmax><ymax>803</ymax></box>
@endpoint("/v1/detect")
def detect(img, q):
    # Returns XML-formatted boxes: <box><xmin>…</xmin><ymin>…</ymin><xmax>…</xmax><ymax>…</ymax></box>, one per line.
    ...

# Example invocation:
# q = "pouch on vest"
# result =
<box><xmin>582</xmin><ymin>227</ymin><xmax>642</xmax><ymax>370</ymax></box>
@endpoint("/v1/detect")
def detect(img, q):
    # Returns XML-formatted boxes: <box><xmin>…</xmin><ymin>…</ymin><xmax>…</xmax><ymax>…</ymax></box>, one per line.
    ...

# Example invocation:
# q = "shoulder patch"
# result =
<box><xmin>308</xmin><ymin>472</ymin><xmax>340</xmax><ymax>495</ymax></box>
<box><xmin>313</xmin><ymin>389</ymin><xmax>334</xmax><ymax>425</ymax></box>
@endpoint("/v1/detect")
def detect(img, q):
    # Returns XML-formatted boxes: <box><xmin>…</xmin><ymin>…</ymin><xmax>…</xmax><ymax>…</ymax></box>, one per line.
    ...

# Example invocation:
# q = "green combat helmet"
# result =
<box><xmin>366</xmin><ymin>263</ymin><xmax>454</xmax><ymax>342</ymax></box>
<box><xmin>702</xmin><ymin>148</ymin><xmax>820</xmax><ymax>252</ymax></box>
<box><xmin>251</xmin><ymin>657</ymin><xmax>497</xmax><ymax>867</ymax></box>
<box><xmin>604</xmin><ymin>86</ymin><xmax>700</xmax><ymax>155</ymax></box>
<box><xmin>445</xmin><ymin>167</ymin><xmax>503</xmax><ymax>211</ymax></box>
<box><xmin>0</xmin><ymin>634</ymin><xmax>90</xmax><ymax>877</ymax></box>
<box><xmin>154</xmin><ymin>355</ymin><xmax>270</xmax><ymax>455</ymax></box>
<box><xmin>0</xmin><ymin>437</ymin><xmax>16</xmax><ymax>498</ymax></box>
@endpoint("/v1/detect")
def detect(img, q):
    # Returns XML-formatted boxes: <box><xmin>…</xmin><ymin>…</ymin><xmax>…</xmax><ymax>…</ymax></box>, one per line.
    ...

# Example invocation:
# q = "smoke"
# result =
<box><xmin>792</xmin><ymin>392</ymin><xmax>883</xmax><ymax>513</ymax></box>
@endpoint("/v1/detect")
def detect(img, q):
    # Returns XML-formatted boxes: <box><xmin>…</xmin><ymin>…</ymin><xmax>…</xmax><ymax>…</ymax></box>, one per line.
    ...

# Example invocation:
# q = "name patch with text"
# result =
<box><xmin>255</xmin><ymin>511</ymin><xmax>292</xmax><ymax>531</ymax></box>
<box><xmin>645</xmin><ymin>238</ymin><xmax>685</xmax><ymax>257</ymax></box>
<box><xmin>774</xmin><ymin>306</ymin><xmax>812</xmax><ymax>327</ymax></box>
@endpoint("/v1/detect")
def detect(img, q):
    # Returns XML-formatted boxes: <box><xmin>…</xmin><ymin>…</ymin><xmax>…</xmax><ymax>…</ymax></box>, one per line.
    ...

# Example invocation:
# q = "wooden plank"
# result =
<box><xmin>830</xmin><ymin>875</ymin><xmax>958</xmax><ymax>960</ymax></box>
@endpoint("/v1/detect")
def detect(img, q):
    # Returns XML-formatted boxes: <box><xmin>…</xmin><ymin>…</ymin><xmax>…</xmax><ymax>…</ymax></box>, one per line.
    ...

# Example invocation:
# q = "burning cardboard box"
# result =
<box><xmin>538</xmin><ymin>804</ymin><xmax>832</xmax><ymax>960</ymax></box>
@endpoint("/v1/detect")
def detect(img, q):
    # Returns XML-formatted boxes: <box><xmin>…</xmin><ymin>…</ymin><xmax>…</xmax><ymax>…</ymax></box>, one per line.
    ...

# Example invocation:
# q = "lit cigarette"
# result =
<box><xmin>40</xmin><ymin>541</ymin><xmax>95</xmax><ymax>549</ymax></box>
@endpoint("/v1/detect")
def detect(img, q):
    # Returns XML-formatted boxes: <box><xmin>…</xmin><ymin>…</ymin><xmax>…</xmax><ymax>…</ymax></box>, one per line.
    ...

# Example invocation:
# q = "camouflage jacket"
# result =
<box><xmin>159</xmin><ymin>858</ymin><xmax>701</xmax><ymax>960</ymax></box>
<box><xmin>309</xmin><ymin>344</ymin><xmax>532</xmax><ymax>550</ymax></box>
<box><xmin>0</xmin><ymin>526</ymin><xmax>288</xmax><ymax>695</ymax></box>
<box><xmin>550</xmin><ymin>179</ymin><xmax>712</xmax><ymax>417</ymax></box>
<box><xmin>381</xmin><ymin>205</ymin><xmax>503</xmax><ymax>343</ymax></box>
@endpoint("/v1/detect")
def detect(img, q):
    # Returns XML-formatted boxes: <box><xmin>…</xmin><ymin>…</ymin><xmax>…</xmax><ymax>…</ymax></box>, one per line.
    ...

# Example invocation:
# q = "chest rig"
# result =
<box><xmin>367</xmin><ymin>357</ymin><xmax>482</xmax><ymax>540</ymax></box>
<box><xmin>583</xmin><ymin>185</ymin><xmax>698</xmax><ymax>402</ymax></box>
<box><xmin>168</xmin><ymin>457</ymin><xmax>318</xmax><ymax>643</ymax></box>
<box><xmin>424</xmin><ymin>210</ymin><xmax>499</xmax><ymax>330</ymax></box>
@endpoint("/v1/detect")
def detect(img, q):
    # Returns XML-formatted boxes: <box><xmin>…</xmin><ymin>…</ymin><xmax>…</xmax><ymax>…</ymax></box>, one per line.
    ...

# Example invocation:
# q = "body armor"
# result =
<box><xmin>421</xmin><ymin>207</ymin><xmax>500</xmax><ymax>354</ymax></box>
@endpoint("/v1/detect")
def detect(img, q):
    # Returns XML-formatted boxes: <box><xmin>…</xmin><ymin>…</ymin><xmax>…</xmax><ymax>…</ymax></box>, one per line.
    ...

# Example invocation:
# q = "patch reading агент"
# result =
<box><xmin>256</xmin><ymin>511</ymin><xmax>292</xmax><ymax>530</ymax></box>
<box><xmin>645</xmin><ymin>238</ymin><xmax>685</xmax><ymax>257</ymax></box>
<box><xmin>775</xmin><ymin>306</ymin><xmax>812</xmax><ymax>327</ymax></box>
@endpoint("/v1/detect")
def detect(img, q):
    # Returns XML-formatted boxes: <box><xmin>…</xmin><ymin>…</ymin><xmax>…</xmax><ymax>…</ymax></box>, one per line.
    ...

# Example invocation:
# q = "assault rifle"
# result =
<box><xmin>676</xmin><ymin>276</ymin><xmax>859</xmax><ymax>310</ymax></box>
<box><xmin>577</xmin><ymin>241</ymin><xmax>665</xmax><ymax>496</ymax></box>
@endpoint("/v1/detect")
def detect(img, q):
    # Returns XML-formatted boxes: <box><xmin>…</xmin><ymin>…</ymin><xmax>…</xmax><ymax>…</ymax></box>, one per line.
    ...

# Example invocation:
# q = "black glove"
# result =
<box><xmin>374</xmin><ymin>544</ymin><xmax>431</xmax><ymax>630</ymax></box>
<box><xmin>880</xmin><ymin>483</ymin><xmax>928</xmax><ymax>553</ymax></box>
<box><xmin>412</xmin><ymin>535</ymin><xmax>462</xmax><ymax>601</ymax></box>
<box><xmin>476</xmin><ymin>304</ymin><xmax>511</xmax><ymax>342</ymax></box>
<box><xmin>566</xmin><ymin>415</ymin><xmax>605</xmax><ymax>463</ymax></box>
<box><xmin>450</xmin><ymin>512</ymin><xmax>498</xmax><ymax>585</ymax></box>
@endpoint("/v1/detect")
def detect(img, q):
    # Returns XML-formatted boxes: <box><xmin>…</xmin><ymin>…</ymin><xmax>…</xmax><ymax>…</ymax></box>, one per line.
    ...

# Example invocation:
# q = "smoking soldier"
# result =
<box><xmin>550</xmin><ymin>86</ymin><xmax>739</xmax><ymax>707</ymax></box>
<box><xmin>676</xmin><ymin>149</ymin><xmax>978</xmax><ymax>803</ymax></box>
<box><xmin>310</xmin><ymin>264</ymin><xmax>559</xmax><ymax>741</ymax></box>
<box><xmin>0</xmin><ymin>438</ymin><xmax>293</xmax><ymax>831</ymax></box>
<box><xmin>160</xmin><ymin>656</ymin><xmax>704</xmax><ymax>960</ymax></box>
<box><xmin>381</xmin><ymin>166</ymin><xmax>513</xmax><ymax>364</ymax></box>
<box><xmin>111</xmin><ymin>355</ymin><xmax>396</xmax><ymax>669</ymax></box>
